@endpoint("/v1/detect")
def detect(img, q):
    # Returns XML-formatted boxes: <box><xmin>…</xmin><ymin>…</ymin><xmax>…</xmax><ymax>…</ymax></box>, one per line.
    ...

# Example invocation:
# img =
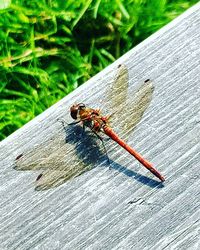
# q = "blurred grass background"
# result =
<box><xmin>0</xmin><ymin>0</ymin><xmax>198</xmax><ymax>140</ymax></box>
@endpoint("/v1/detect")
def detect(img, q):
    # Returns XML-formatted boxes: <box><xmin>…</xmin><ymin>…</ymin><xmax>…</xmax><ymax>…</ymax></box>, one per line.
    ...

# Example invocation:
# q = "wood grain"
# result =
<box><xmin>0</xmin><ymin>3</ymin><xmax>200</xmax><ymax>250</ymax></box>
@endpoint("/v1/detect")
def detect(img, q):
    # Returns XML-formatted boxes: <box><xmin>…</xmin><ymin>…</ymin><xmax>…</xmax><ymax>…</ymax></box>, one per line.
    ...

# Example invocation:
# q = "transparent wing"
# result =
<box><xmin>14</xmin><ymin>65</ymin><xmax>154</xmax><ymax>190</ymax></box>
<box><xmin>106</xmin><ymin>64</ymin><xmax>129</xmax><ymax>113</ymax></box>
<box><xmin>14</xmin><ymin>133</ymin><xmax>66</xmax><ymax>171</ymax></box>
<box><xmin>118</xmin><ymin>80</ymin><xmax>154</xmax><ymax>138</ymax></box>
<box><xmin>34</xmin><ymin>147</ymin><xmax>91</xmax><ymax>191</ymax></box>
<box><xmin>15</xmin><ymin>126</ymin><xmax>105</xmax><ymax>190</ymax></box>
<box><xmin>105</xmin><ymin>64</ymin><xmax>154</xmax><ymax>139</ymax></box>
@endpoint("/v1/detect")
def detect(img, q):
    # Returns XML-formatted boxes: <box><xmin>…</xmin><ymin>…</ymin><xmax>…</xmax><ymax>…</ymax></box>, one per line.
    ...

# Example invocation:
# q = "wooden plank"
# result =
<box><xmin>0</xmin><ymin>3</ymin><xmax>200</xmax><ymax>250</ymax></box>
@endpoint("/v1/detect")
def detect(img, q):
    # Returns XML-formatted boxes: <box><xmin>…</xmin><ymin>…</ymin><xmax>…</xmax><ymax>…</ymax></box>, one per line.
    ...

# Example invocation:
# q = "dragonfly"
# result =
<box><xmin>70</xmin><ymin>103</ymin><xmax>165</xmax><ymax>182</ymax></box>
<box><xmin>15</xmin><ymin>64</ymin><xmax>165</xmax><ymax>190</ymax></box>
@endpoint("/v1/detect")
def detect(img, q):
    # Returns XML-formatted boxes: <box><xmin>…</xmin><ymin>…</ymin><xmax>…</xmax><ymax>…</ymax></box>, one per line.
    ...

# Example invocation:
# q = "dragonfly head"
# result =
<box><xmin>70</xmin><ymin>103</ymin><xmax>86</xmax><ymax>120</ymax></box>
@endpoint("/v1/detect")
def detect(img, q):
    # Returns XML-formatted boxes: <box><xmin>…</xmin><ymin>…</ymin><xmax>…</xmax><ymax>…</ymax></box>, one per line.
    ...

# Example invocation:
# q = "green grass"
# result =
<box><xmin>0</xmin><ymin>0</ymin><xmax>198</xmax><ymax>140</ymax></box>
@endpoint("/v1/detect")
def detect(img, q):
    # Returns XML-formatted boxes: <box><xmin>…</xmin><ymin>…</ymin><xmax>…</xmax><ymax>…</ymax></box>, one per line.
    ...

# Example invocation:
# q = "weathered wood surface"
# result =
<box><xmin>0</xmin><ymin>3</ymin><xmax>200</xmax><ymax>250</ymax></box>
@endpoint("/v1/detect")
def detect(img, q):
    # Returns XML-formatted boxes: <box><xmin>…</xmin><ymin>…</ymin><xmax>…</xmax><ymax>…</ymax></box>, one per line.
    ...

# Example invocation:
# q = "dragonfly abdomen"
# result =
<box><xmin>103</xmin><ymin>125</ymin><xmax>165</xmax><ymax>182</ymax></box>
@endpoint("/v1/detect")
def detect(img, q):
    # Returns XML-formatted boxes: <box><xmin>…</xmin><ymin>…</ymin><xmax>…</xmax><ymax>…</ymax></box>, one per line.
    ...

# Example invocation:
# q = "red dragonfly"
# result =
<box><xmin>70</xmin><ymin>103</ymin><xmax>165</xmax><ymax>182</ymax></box>
<box><xmin>15</xmin><ymin>64</ymin><xmax>165</xmax><ymax>190</ymax></box>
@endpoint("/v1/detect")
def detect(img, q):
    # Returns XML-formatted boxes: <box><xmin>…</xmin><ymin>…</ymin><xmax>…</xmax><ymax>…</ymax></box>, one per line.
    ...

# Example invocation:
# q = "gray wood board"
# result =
<box><xmin>0</xmin><ymin>3</ymin><xmax>200</xmax><ymax>250</ymax></box>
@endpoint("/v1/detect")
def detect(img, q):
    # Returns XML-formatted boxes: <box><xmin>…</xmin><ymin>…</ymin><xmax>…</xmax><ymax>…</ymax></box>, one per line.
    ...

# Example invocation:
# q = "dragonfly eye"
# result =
<box><xmin>70</xmin><ymin>104</ymin><xmax>79</xmax><ymax>120</ymax></box>
<box><xmin>70</xmin><ymin>103</ymin><xmax>86</xmax><ymax>120</ymax></box>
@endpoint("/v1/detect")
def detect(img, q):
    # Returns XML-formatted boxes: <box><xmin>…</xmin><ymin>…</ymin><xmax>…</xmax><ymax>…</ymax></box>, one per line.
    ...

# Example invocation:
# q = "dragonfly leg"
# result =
<box><xmin>57</xmin><ymin>118</ymin><xmax>67</xmax><ymax>125</ymax></box>
<box><xmin>68</xmin><ymin>116</ymin><xmax>91</xmax><ymax>126</ymax></box>
<box><xmin>57</xmin><ymin>118</ymin><xmax>83</xmax><ymax>137</ymax></box>
<box><xmin>57</xmin><ymin>118</ymin><xmax>81</xmax><ymax>126</ymax></box>
<box><xmin>68</xmin><ymin>120</ymin><xmax>82</xmax><ymax>125</ymax></box>
<box><xmin>92</xmin><ymin>130</ymin><xmax>111</xmax><ymax>166</ymax></box>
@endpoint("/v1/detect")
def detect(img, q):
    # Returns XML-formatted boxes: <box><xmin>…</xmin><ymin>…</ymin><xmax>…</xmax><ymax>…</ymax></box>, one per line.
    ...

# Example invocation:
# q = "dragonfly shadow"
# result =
<box><xmin>62</xmin><ymin>124</ymin><xmax>164</xmax><ymax>189</ymax></box>
<box><xmin>109</xmin><ymin>159</ymin><xmax>164</xmax><ymax>188</ymax></box>
<box><xmin>64</xmin><ymin>124</ymin><xmax>108</xmax><ymax>166</ymax></box>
